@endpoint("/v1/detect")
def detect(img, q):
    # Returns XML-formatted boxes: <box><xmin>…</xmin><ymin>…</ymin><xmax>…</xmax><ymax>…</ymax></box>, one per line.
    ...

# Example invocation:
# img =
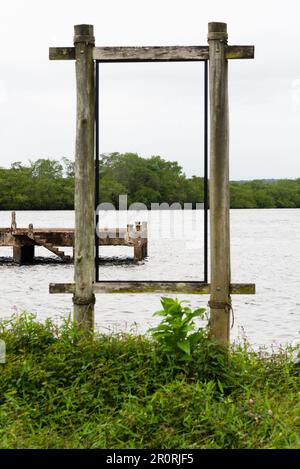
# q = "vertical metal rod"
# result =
<box><xmin>95</xmin><ymin>60</ymin><xmax>100</xmax><ymax>282</ymax></box>
<box><xmin>204</xmin><ymin>60</ymin><xmax>208</xmax><ymax>283</ymax></box>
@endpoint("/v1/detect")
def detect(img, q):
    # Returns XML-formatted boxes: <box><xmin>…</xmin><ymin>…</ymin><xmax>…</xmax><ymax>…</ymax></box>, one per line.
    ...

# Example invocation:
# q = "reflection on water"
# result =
<box><xmin>0</xmin><ymin>209</ymin><xmax>299</xmax><ymax>349</ymax></box>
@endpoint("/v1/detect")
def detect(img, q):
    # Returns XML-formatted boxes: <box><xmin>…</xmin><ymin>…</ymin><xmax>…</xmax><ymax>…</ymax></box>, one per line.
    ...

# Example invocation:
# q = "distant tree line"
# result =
<box><xmin>0</xmin><ymin>153</ymin><xmax>299</xmax><ymax>210</ymax></box>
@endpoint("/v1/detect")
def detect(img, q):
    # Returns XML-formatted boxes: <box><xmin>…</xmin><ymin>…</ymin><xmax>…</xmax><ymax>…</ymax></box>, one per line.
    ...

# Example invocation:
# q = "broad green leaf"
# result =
<box><xmin>177</xmin><ymin>340</ymin><xmax>191</xmax><ymax>356</ymax></box>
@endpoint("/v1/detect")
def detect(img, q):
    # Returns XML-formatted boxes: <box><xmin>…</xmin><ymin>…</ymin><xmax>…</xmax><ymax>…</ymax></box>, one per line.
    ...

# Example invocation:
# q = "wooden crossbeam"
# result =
<box><xmin>93</xmin><ymin>46</ymin><xmax>209</xmax><ymax>62</ymax></box>
<box><xmin>225</xmin><ymin>46</ymin><xmax>255</xmax><ymax>60</ymax></box>
<box><xmin>49</xmin><ymin>45</ymin><xmax>254</xmax><ymax>62</ymax></box>
<box><xmin>50</xmin><ymin>282</ymin><xmax>255</xmax><ymax>295</ymax></box>
<box><xmin>49</xmin><ymin>47</ymin><xmax>76</xmax><ymax>60</ymax></box>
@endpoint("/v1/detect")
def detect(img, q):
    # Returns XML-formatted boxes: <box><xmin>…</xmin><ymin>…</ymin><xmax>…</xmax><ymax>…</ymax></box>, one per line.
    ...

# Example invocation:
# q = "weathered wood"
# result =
<box><xmin>208</xmin><ymin>22</ymin><xmax>231</xmax><ymax>345</ymax></box>
<box><xmin>226</xmin><ymin>45</ymin><xmax>255</xmax><ymax>60</ymax></box>
<box><xmin>49</xmin><ymin>45</ymin><xmax>253</xmax><ymax>63</ymax></box>
<box><xmin>50</xmin><ymin>283</ymin><xmax>76</xmax><ymax>294</ymax></box>
<box><xmin>73</xmin><ymin>25</ymin><xmax>96</xmax><ymax>331</ymax></box>
<box><xmin>93</xmin><ymin>46</ymin><xmax>209</xmax><ymax>62</ymax></box>
<box><xmin>91</xmin><ymin>282</ymin><xmax>255</xmax><ymax>295</ymax></box>
<box><xmin>48</xmin><ymin>23</ymin><xmax>255</xmax><ymax>343</ymax></box>
<box><xmin>49</xmin><ymin>282</ymin><xmax>255</xmax><ymax>295</ymax></box>
<box><xmin>49</xmin><ymin>47</ymin><xmax>76</xmax><ymax>60</ymax></box>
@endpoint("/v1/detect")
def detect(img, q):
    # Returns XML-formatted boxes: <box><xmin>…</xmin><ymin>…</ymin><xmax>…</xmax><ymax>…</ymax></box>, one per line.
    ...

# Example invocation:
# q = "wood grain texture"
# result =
<box><xmin>49</xmin><ymin>283</ymin><xmax>255</xmax><ymax>295</ymax></box>
<box><xmin>73</xmin><ymin>25</ymin><xmax>96</xmax><ymax>331</ymax></box>
<box><xmin>49</xmin><ymin>45</ymin><xmax>254</xmax><ymax>62</ymax></box>
<box><xmin>49</xmin><ymin>47</ymin><xmax>76</xmax><ymax>60</ymax></box>
<box><xmin>226</xmin><ymin>45</ymin><xmax>255</xmax><ymax>59</ymax></box>
<box><xmin>208</xmin><ymin>22</ymin><xmax>231</xmax><ymax>345</ymax></box>
<box><xmin>93</xmin><ymin>46</ymin><xmax>209</xmax><ymax>62</ymax></box>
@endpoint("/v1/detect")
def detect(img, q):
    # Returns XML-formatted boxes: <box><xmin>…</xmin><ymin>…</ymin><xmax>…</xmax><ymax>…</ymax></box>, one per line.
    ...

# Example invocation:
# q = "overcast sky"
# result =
<box><xmin>0</xmin><ymin>0</ymin><xmax>300</xmax><ymax>179</ymax></box>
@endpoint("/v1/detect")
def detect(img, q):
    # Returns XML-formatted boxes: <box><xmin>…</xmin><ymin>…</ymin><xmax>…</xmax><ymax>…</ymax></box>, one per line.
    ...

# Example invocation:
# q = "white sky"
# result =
<box><xmin>0</xmin><ymin>0</ymin><xmax>300</xmax><ymax>179</ymax></box>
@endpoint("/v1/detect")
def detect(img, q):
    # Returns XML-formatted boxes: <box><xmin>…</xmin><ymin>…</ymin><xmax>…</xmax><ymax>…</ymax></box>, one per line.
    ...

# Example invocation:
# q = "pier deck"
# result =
<box><xmin>0</xmin><ymin>213</ymin><xmax>148</xmax><ymax>264</ymax></box>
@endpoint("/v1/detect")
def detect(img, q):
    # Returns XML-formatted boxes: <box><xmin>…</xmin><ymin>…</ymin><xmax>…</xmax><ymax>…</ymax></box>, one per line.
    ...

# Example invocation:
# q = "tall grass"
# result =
<box><xmin>0</xmin><ymin>310</ymin><xmax>299</xmax><ymax>449</ymax></box>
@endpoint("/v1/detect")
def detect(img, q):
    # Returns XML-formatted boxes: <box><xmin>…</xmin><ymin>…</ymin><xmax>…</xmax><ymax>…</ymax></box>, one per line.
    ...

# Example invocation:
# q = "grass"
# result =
<box><xmin>0</xmin><ymin>311</ymin><xmax>299</xmax><ymax>449</ymax></box>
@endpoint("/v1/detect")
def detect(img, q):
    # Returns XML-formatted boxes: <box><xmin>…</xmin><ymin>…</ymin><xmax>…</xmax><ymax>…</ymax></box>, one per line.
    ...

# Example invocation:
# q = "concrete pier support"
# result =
<box><xmin>132</xmin><ymin>221</ymin><xmax>148</xmax><ymax>263</ymax></box>
<box><xmin>133</xmin><ymin>240</ymin><xmax>143</xmax><ymax>263</ymax></box>
<box><xmin>13</xmin><ymin>245</ymin><xmax>35</xmax><ymax>265</ymax></box>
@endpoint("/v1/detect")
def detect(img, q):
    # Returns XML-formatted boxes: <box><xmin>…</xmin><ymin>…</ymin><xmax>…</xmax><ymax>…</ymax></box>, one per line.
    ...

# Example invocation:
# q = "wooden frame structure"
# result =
<box><xmin>49</xmin><ymin>22</ymin><xmax>255</xmax><ymax>344</ymax></box>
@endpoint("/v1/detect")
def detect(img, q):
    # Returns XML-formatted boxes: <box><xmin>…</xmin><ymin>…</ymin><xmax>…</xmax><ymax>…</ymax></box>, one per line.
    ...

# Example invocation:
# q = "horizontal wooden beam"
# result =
<box><xmin>49</xmin><ymin>282</ymin><xmax>255</xmax><ymax>295</ymax></box>
<box><xmin>93</xmin><ymin>46</ymin><xmax>209</xmax><ymax>62</ymax></box>
<box><xmin>49</xmin><ymin>47</ymin><xmax>76</xmax><ymax>60</ymax></box>
<box><xmin>49</xmin><ymin>45</ymin><xmax>254</xmax><ymax>62</ymax></box>
<box><xmin>226</xmin><ymin>45</ymin><xmax>255</xmax><ymax>60</ymax></box>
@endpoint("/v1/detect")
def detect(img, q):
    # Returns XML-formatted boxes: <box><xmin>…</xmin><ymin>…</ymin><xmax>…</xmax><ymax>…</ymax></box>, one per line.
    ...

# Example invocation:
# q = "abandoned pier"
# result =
<box><xmin>0</xmin><ymin>212</ymin><xmax>148</xmax><ymax>264</ymax></box>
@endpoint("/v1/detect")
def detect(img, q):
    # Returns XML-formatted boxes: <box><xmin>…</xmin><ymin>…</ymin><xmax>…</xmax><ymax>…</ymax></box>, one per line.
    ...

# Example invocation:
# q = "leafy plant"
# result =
<box><xmin>150</xmin><ymin>297</ymin><xmax>207</xmax><ymax>361</ymax></box>
<box><xmin>0</xmin><ymin>312</ymin><xmax>299</xmax><ymax>448</ymax></box>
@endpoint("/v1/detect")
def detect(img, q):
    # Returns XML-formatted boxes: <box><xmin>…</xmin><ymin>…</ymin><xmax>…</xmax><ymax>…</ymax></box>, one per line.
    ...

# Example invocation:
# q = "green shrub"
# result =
<box><xmin>0</xmin><ymin>310</ymin><xmax>299</xmax><ymax>449</ymax></box>
<box><xmin>150</xmin><ymin>298</ymin><xmax>206</xmax><ymax>361</ymax></box>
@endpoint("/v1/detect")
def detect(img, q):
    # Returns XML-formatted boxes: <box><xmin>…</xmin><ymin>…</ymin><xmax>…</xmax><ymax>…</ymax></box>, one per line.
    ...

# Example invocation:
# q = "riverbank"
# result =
<box><xmin>1</xmin><ymin>156</ymin><xmax>299</xmax><ymax>210</ymax></box>
<box><xmin>0</xmin><ymin>312</ymin><xmax>299</xmax><ymax>449</ymax></box>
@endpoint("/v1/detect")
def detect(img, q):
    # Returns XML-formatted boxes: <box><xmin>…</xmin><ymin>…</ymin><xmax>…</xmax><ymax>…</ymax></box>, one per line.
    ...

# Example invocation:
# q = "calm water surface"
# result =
<box><xmin>0</xmin><ymin>209</ymin><xmax>299</xmax><ymax>349</ymax></box>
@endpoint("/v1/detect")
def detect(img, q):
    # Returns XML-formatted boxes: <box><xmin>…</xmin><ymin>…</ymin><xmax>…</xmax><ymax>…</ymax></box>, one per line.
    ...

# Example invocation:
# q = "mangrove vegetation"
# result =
<box><xmin>0</xmin><ymin>153</ymin><xmax>299</xmax><ymax>210</ymax></box>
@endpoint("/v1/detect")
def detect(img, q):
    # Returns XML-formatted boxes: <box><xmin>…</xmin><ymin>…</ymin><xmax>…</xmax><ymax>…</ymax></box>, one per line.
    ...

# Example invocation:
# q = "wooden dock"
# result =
<box><xmin>0</xmin><ymin>212</ymin><xmax>148</xmax><ymax>265</ymax></box>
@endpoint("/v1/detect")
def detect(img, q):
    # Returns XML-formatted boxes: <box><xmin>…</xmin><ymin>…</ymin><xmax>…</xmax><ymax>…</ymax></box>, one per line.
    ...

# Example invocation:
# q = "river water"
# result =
<box><xmin>0</xmin><ymin>209</ymin><xmax>299</xmax><ymax>349</ymax></box>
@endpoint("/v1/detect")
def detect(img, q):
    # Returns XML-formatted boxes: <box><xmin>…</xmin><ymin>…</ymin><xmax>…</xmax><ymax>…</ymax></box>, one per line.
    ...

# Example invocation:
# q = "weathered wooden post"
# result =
<box><xmin>73</xmin><ymin>25</ymin><xmax>96</xmax><ymax>331</ymax></box>
<box><xmin>208</xmin><ymin>22</ymin><xmax>231</xmax><ymax>345</ymax></box>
